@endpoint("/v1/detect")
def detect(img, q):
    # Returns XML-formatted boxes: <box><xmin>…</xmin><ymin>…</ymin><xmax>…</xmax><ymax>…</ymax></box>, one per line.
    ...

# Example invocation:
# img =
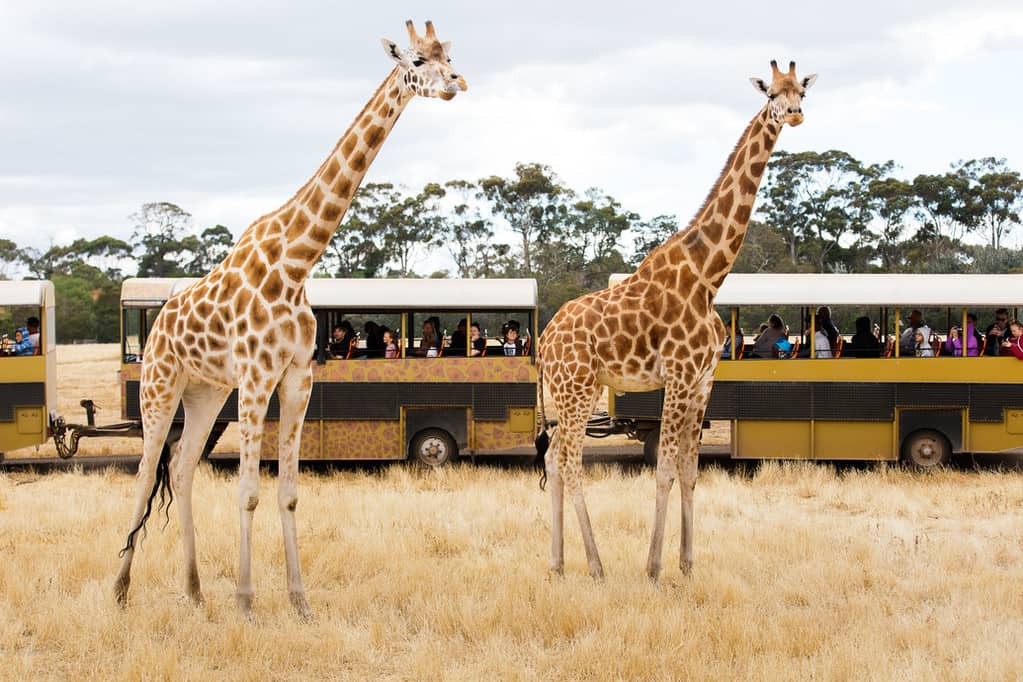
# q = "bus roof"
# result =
<box><xmin>0</xmin><ymin>280</ymin><xmax>55</xmax><ymax>307</ymax></box>
<box><xmin>121</xmin><ymin>277</ymin><xmax>538</xmax><ymax>309</ymax></box>
<box><xmin>608</xmin><ymin>273</ymin><xmax>1023</xmax><ymax>307</ymax></box>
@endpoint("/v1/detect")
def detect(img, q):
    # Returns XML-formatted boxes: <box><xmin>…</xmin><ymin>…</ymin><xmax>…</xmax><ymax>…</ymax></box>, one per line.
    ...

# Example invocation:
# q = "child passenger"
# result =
<box><xmin>383</xmin><ymin>329</ymin><xmax>398</xmax><ymax>359</ymax></box>
<box><xmin>503</xmin><ymin>326</ymin><xmax>523</xmax><ymax>356</ymax></box>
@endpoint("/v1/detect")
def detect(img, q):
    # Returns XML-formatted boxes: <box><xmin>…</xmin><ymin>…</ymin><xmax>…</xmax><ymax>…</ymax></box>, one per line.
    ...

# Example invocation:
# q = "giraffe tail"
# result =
<box><xmin>118</xmin><ymin>439</ymin><xmax>175</xmax><ymax>557</ymax></box>
<box><xmin>535</xmin><ymin>346</ymin><xmax>551</xmax><ymax>489</ymax></box>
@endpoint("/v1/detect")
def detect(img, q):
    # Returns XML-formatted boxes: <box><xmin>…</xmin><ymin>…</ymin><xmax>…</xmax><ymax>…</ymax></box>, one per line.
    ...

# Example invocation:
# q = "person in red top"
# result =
<box><xmin>999</xmin><ymin>320</ymin><xmax>1023</xmax><ymax>359</ymax></box>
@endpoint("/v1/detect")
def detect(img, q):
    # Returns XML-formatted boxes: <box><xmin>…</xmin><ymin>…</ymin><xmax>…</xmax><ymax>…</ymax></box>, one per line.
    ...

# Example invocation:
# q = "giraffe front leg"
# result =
<box><xmin>560</xmin><ymin>423</ymin><xmax>604</xmax><ymax>580</ymax></box>
<box><xmin>235</xmin><ymin>381</ymin><xmax>269</xmax><ymax>620</ymax></box>
<box><xmin>677</xmin><ymin>371</ymin><xmax>715</xmax><ymax>575</ymax></box>
<box><xmin>276</xmin><ymin>364</ymin><xmax>313</xmax><ymax>620</ymax></box>
<box><xmin>545</xmin><ymin>429</ymin><xmax>565</xmax><ymax>575</ymax></box>
<box><xmin>645</xmin><ymin>446</ymin><xmax>676</xmax><ymax>581</ymax></box>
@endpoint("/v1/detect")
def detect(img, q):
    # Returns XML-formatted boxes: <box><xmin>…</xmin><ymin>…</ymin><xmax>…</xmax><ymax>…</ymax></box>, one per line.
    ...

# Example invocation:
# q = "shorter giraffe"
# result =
<box><xmin>537</xmin><ymin>61</ymin><xmax>816</xmax><ymax>580</ymax></box>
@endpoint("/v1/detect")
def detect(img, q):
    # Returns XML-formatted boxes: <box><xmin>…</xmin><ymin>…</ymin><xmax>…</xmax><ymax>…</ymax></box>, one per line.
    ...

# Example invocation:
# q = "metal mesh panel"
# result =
<box><xmin>473</xmin><ymin>383</ymin><xmax>536</xmax><ymax>420</ymax></box>
<box><xmin>813</xmin><ymin>383</ymin><xmax>895</xmax><ymax>421</ymax></box>
<box><xmin>0</xmin><ymin>382</ymin><xmax>45</xmax><ymax>422</ymax></box>
<box><xmin>614</xmin><ymin>390</ymin><xmax>664</xmax><ymax>419</ymax></box>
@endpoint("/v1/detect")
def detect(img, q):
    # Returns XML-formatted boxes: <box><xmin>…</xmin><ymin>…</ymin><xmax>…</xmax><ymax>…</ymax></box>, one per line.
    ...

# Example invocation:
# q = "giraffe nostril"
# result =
<box><xmin>450</xmin><ymin>73</ymin><xmax>460</xmax><ymax>80</ymax></box>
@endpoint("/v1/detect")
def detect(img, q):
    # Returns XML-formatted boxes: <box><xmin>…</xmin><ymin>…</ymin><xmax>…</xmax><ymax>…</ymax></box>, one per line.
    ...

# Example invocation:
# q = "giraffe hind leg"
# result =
<box><xmin>556</xmin><ymin>390</ymin><xmax>604</xmax><ymax>579</ymax></box>
<box><xmin>545</xmin><ymin>428</ymin><xmax>565</xmax><ymax>574</ymax></box>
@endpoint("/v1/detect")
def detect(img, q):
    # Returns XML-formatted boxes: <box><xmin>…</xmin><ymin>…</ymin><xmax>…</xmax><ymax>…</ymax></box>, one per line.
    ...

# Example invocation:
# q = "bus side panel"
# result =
<box><xmin>321</xmin><ymin>420</ymin><xmax>402</xmax><ymax>460</ymax></box>
<box><xmin>259</xmin><ymin>421</ymin><xmax>322</xmax><ymax>460</ymax></box>
<box><xmin>734</xmin><ymin>420</ymin><xmax>811</xmax><ymax>459</ymax></box>
<box><xmin>969</xmin><ymin>417</ymin><xmax>1023</xmax><ymax>454</ymax></box>
<box><xmin>473</xmin><ymin>417</ymin><xmax>535</xmax><ymax>452</ymax></box>
<box><xmin>813</xmin><ymin>421</ymin><xmax>894</xmax><ymax>460</ymax></box>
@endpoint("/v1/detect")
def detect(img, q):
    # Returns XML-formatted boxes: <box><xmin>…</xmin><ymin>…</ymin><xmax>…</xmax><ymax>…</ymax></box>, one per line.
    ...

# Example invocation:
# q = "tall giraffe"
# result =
<box><xmin>537</xmin><ymin>61</ymin><xmax>816</xmax><ymax>580</ymax></box>
<box><xmin>113</xmin><ymin>20</ymin><xmax>467</xmax><ymax>618</ymax></box>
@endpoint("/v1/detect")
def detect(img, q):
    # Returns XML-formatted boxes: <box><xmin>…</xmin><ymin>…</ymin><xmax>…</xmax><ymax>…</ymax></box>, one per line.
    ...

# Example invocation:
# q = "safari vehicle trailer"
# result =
<box><xmin>593</xmin><ymin>273</ymin><xmax>1023</xmax><ymax>469</ymax></box>
<box><xmin>118</xmin><ymin>277</ymin><xmax>539</xmax><ymax>464</ymax></box>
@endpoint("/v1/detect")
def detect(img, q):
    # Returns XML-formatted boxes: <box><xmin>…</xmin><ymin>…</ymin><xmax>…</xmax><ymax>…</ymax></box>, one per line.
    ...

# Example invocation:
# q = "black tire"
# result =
<box><xmin>901</xmin><ymin>429</ymin><xmax>951</xmax><ymax>469</ymax></box>
<box><xmin>643</xmin><ymin>426</ymin><xmax>661</xmax><ymax>467</ymax></box>
<box><xmin>409</xmin><ymin>428</ymin><xmax>458</xmax><ymax>467</ymax></box>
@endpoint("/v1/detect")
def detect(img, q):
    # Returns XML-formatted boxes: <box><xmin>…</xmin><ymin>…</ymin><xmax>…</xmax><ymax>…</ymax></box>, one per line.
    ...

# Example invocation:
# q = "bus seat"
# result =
<box><xmin>523</xmin><ymin>336</ymin><xmax>532</xmax><ymax>356</ymax></box>
<box><xmin>833</xmin><ymin>337</ymin><xmax>844</xmax><ymax>359</ymax></box>
<box><xmin>345</xmin><ymin>336</ymin><xmax>359</xmax><ymax>359</ymax></box>
<box><xmin>980</xmin><ymin>336</ymin><xmax>988</xmax><ymax>356</ymax></box>
<box><xmin>931</xmin><ymin>334</ymin><xmax>942</xmax><ymax>357</ymax></box>
<box><xmin>481</xmin><ymin>339</ymin><xmax>488</xmax><ymax>357</ymax></box>
<box><xmin>787</xmin><ymin>339</ymin><xmax>800</xmax><ymax>359</ymax></box>
<box><xmin>737</xmin><ymin>344</ymin><xmax>745</xmax><ymax>360</ymax></box>
<box><xmin>885</xmin><ymin>338</ymin><xmax>894</xmax><ymax>358</ymax></box>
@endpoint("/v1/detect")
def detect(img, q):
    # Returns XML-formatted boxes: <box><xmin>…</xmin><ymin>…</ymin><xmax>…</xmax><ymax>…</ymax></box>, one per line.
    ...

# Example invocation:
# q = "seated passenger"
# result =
<box><xmin>1000</xmin><ymin>320</ymin><xmax>1023</xmax><ymax>359</ymax></box>
<box><xmin>845</xmin><ymin>315</ymin><xmax>882</xmax><ymax>358</ymax></box>
<box><xmin>12</xmin><ymin>317</ymin><xmax>40</xmax><ymax>356</ymax></box>
<box><xmin>449</xmin><ymin>318</ymin><xmax>468</xmax><ymax>356</ymax></box>
<box><xmin>751</xmin><ymin>314</ymin><xmax>785</xmax><ymax>358</ymax></box>
<box><xmin>382</xmin><ymin>329</ymin><xmax>399</xmax><ymax>359</ymax></box>
<box><xmin>364</xmin><ymin>321</ymin><xmax>385</xmax><ymax>358</ymax></box>
<box><xmin>986</xmin><ymin>308</ymin><xmax>1011</xmax><ymax>356</ymax></box>
<box><xmin>417</xmin><ymin>319</ymin><xmax>440</xmax><ymax>357</ymax></box>
<box><xmin>470</xmin><ymin>322</ymin><xmax>485</xmax><ymax>357</ymax></box>
<box><xmin>913</xmin><ymin>325</ymin><xmax>934</xmax><ymax>357</ymax></box>
<box><xmin>813</xmin><ymin>327</ymin><xmax>833</xmax><ymax>358</ymax></box>
<box><xmin>328</xmin><ymin>321</ymin><xmax>356</xmax><ymax>359</ymax></box>
<box><xmin>816</xmin><ymin>306</ymin><xmax>840</xmax><ymax>352</ymax></box>
<box><xmin>721</xmin><ymin>328</ymin><xmax>745</xmax><ymax>359</ymax></box>
<box><xmin>900</xmin><ymin>310</ymin><xmax>926</xmax><ymax>355</ymax></box>
<box><xmin>502</xmin><ymin>325</ymin><xmax>524</xmax><ymax>356</ymax></box>
<box><xmin>946</xmin><ymin>318</ymin><xmax>980</xmax><ymax>357</ymax></box>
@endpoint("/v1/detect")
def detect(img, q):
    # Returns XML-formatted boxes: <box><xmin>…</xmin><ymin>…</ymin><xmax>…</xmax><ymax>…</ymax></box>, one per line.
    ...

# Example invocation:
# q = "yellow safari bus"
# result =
<box><xmin>120</xmin><ymin>278</ymin><xmax>539</xmax><ymax>464</ymax></box>
<box><xmin>0</xmin><ymin>280</ymin><xmax>56</xmax><ymax>458</ymax></box>
<box><xmin>604</xmin><ymin>273</ymin><xmax>1023</xmax><ymax>468</ymax></box>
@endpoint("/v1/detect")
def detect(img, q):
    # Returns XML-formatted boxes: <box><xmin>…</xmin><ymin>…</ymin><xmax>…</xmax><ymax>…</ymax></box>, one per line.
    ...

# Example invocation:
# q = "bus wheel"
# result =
<box><xmin>901</xmin><ymin>429</ymin><xmax>950</xmax><ymax>469</ymax></box>
<box><xmin>643</xmin><ymin>426</ymin><xmax>661</xmax><ymax>467</ymax></box>
<box><xmin>410</xmin><ymin>429</ymin><xmax>458</xmax><ymax>467</ymax></box>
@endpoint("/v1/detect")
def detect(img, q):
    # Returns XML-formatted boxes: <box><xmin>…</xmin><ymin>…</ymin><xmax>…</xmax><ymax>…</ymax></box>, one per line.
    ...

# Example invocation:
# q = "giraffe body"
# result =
<box><xmin>113</xmin><ymin>21</ymin><xmax>466</xmax><ymax>618</ymax></box>
<box><xmin>538</xmin><ymin>61</ymin><xmax>816</xmax><ymax>579</ymax></box>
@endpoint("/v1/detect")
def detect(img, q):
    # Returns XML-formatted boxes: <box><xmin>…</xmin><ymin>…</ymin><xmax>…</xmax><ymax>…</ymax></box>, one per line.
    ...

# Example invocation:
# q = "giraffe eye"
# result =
<box><xmin>411</xmin><ymin>58</ymin><xmax>425</xmax><ymax>67</ymax></box>
<box><xmin>768</xmin><ymin>93</ymin><xmax>777</xmax><ymax>100</ymax></box>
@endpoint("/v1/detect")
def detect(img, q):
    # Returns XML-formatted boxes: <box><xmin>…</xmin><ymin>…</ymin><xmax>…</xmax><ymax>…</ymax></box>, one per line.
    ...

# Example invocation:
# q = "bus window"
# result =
<box><xmin>123</xmin><ymin>308</ymin><xmax>141</xmax><ymax>362</ymax></box>
<box><xmin>319</xmin><ymin>310</ymin><xmax>402</xmax><ymax>360</ymax></box>
<box><xmin>408</xmin><ymin>311</ymin><xmax>458</xmax><ymax>358</ymax></box>
<box><xmin>469</xmin><ymin>310</ymin><xmax>534</xmax><ymax>357</ymax></box>
<box><xmin>0</xmin><ymin>304</ymin><xmax>43</xmax><ymax>356</ymax></box>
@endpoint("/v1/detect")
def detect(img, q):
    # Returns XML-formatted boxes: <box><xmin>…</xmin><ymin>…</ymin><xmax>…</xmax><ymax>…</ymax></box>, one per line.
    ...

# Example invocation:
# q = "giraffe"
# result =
<box><xmin>536</xmin><ymin>61</ymin><xmax>816</xmax><ymax>580</ymax></box>
<box><xmin>113</xmin><ymin>20</ymin><xmax>467</xmax><ymax>618</ymax></box>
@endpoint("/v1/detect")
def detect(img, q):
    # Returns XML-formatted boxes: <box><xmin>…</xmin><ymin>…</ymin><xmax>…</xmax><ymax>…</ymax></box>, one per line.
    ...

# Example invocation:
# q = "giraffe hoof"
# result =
<box><xmin>589</xmin><ymin>566</ymin><xmax>605</xmax><ymax>581</ymax></box>
<box><xmin>113</xmin><ymin>577</ymin><xmax>130</xmax><ymax>608</ymax></box>
<box><xmin>290</xmin><ymin>591</ymin><xmax>314</xmax><ymax>621</ymax></box>
<box><xmin>236</xmin><ymin>591</ymin><xmax>254</xmax><ymax>621</ymax></box>
<box><xmin>680</xmin><ymin>559</ymin><xmax>693</xmax><ymax>576</ymax></box>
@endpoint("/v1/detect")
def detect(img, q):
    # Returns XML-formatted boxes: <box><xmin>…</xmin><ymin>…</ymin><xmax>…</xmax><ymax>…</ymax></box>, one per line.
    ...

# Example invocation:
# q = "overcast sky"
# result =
<box><xmin>3</xmin><ymin>1</ymin><xmax>1023</xmax><ymax>269</ymax></box>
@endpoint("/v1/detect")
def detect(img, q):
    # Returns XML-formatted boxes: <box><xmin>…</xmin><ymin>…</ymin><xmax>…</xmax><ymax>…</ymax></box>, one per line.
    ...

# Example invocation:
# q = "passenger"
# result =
<box><xmin>816</xmin><ymin>306</ymin><xmax>840</xmax><ymax>350</ymax></box>
<box><xmin>845</xmin><ymin>316</ymin><xmax>882</xmax><ymax>358</ymax></box>
<box><xmin>721</xmin><ymin>328</ymin><xmax>745</xmax><ymax>359</ymax></box>
<box><xmin>13</xmin><ymin>321</ymin><xmax>39</xmax><ymax>356</ymax></box>
<box><xmin>502</xmin><ymin>325</ymin><xmax>524</xmax><ymax>356</ymax></box>
<box><xmin>813</xmin><ymin>326</ymin><xmax>833</xmax><ymax>359</ymax></box>
<box><xmin>449</xmin><ymin>318</ymin><xmax>468</xmax><ymax>356</ymax></box>
<box><xmin>1000</xmin><ymin>320</ymin><xmax>1023</xmax><ymax>359</ymax></box>
<box><xmin>469</xmin><ymin>322</ymin><xmax>485</xmax><ymax>357</ymax></box>
<box><xmin>417</xmin><ymin>319</ymin><xmax>440</xmax><ymax>358</ymax></box>
<box><xmin>899</xmin><ymin>310</ymin><xmax>926</xmax><ymax>356</ymax></box>
<box><xmin>382</xmin><ymin>329</ymin><xmax>399</xmax><ymax>359</ymax></box>
<box><xmin>751</xmin><ymin>314</ymin><xmax>785</xmax><ymax>358</ymax></box>
<box><xmin>364</xmin><ymin>321</ymin><xmax>385</xmax><ymax>358</ymax></box>
<box><xmin>328</xmin><ymin>321</ymin><xmax>356</xmax><ymax>359</ymax></box>
<box><xmin>985</xmin><ymin>308</ymin><xmax>1011</xmax><ymax>356</ymax></box>
<box><xmin>946</xmin><ymin>317</ymin><xmax>980</xmax><ymax>357</ymax></box>
<box><xmin>914</xmin><ymin>325</ymin><xmax>934</xmax><ymax>357</ymax></box>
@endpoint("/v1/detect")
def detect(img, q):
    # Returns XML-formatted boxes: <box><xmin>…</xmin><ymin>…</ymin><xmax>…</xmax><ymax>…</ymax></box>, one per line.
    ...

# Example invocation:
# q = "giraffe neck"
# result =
<box><xmin>225</xmin><ymin>67</ymin><xmax>412</xmax><ymax>284</ymax></box>
<box><xmin>639</xmin><ymin>106</ymin><xmax>781</xmax><ymax>294</ymax></box>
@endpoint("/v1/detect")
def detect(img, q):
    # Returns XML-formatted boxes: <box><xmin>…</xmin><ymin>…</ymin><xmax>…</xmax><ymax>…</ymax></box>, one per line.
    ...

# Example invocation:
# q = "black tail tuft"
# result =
<box><xmin>535</xmin><ymin>430</ymin><xmax>550</xmax><ymax>490</ymax></box>
<box><xmin>118</xmin><ymin>441</ymin><xmax>175</xmax><ymax>558</ymax></box>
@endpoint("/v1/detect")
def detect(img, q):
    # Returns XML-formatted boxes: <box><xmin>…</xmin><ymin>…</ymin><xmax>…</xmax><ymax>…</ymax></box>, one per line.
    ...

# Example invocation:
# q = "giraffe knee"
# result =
<box><xmin>279</xmin><ymin>494</ymin><xmax>298</xmax><ymax>512</ymax></box>
<box><xmin>241</xmin><ymin>494</ymin><xmax>259</xmax><ymax>512</ymax></box>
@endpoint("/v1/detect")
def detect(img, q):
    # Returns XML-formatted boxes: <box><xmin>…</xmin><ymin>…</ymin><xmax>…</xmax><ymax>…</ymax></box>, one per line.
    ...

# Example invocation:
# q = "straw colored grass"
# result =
<box><xmin>1</xmin><ymin>462</ymin><xmax>1021</xmax><ymax>680</ymax></box>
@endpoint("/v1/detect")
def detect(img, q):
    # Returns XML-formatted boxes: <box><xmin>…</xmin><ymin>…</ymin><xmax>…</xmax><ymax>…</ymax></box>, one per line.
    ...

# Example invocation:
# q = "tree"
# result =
<box><xmin>563</xmin><ymin>189</ymin><xmax>637</xmax><ymax>282</ymax></box>
<box><xmin>321</xmin><ymin>185</ymin><xmax>388</xmax><ymax>278</ymax></box>
<box><xmin>131</xmin><ymin>202</ymin><xmax>194</xmax><ymax>277</ymax></box>
<box><xmin>182</xmin><ymin>225</ymin><xmax>234</xmax><ymax>275</ymax></box>
<box><xmin>732</xmin><ymin>221</ymin><xmax>798</xmax><ymax>273</ymax></box>
<box><xmin>442</xmin><ymin>179</ymin><xmax>510</xmax><ymax>278</ymax></box>
<box><xmin>379</xmin><ymin>182</ymin><xmax>447</xmax><ymax>277</ymax></box>
<box><xmin>478</xmin><ymin>163</ymin><xmax>569</xmax><ymax>275</ymax></box>
<box><xmin>759</xmin><ymin>150</ymin><xmax>874</xmax><ymax>272</ymax></box>
<box><xmin>956</xmin><ymin>158</ymin><xmax>1023</xmax><ymax>250</ymax></box>
<box><xmin>630</xmin><ymin>214</ymin><xmax>678</xmax><ymax>266</ymax></box>
<box><xmin>0</xmin><ymin>239</ymin><xmax>19</xmax><ymax>279</ymax></box>
<box><xmin>866</xmin><ymin>176</ymin><xmax>914</xmax><ymax>272</ymax></box>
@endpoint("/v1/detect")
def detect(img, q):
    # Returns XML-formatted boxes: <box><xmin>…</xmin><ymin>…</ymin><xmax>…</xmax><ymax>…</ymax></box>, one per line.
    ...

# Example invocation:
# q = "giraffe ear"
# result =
<box><xmin>441</xmin><ymin>41</ymin><xmax>452</xmax><ymax>55</ymax></box>
<box><xmin>801</xmin><ymin>74</ymin><xmax>818</xmax><ymax>90</ymax></box>
<box><xmin>750</xmin><ymin>78</ymin><xmax>769</xmax><ymax>95</ymax></box>
<box><xmin>381</xmin><ymin>38</ymin><xmax>410</xmax><ymax>66</ymax></box>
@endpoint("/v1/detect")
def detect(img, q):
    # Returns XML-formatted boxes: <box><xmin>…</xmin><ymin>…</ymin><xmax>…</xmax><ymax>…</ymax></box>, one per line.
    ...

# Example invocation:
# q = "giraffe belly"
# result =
<box><xmin>597</xmin><ymin>371</ymin><xmax>663</xmax><ymax>394</ymax></box>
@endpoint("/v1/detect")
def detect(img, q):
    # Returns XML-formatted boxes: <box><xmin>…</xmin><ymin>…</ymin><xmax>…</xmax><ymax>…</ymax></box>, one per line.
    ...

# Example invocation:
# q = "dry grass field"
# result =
<box><xmin>3</xmin><ymin>345</ymin><xmax>1022</xmax><ymax>679</ymax></box>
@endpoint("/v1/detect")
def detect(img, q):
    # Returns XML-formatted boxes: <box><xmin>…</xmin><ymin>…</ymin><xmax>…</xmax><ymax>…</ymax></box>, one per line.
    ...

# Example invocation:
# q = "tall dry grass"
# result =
<box><xmin>1</xmin><ymin>461</ymin><xmax>1022</xmax><ymax>679</ymax></box>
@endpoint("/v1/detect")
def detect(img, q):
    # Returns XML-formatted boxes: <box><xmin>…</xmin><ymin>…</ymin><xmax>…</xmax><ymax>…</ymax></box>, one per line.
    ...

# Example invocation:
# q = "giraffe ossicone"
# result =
<box><xmin>112</xmin><ymin>20</ymin><xmax>466</xmax><ymax>619</ymax></box>
<box><xmin>537</xmin><ymin>61</ymin><xmax>817</xmax><ymax>581</ymax></box>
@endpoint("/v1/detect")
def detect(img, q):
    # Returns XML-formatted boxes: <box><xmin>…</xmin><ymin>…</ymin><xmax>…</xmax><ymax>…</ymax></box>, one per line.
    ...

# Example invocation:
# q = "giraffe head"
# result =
<box><xmin>750</xmin><ymin>60</ymin><xmax>817</xmax><ymax>127</ymax></box>
<box><xmin>381</xmin><ymin>20</ymin><xmax>468</xmax><ymax>101</ymax></box>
